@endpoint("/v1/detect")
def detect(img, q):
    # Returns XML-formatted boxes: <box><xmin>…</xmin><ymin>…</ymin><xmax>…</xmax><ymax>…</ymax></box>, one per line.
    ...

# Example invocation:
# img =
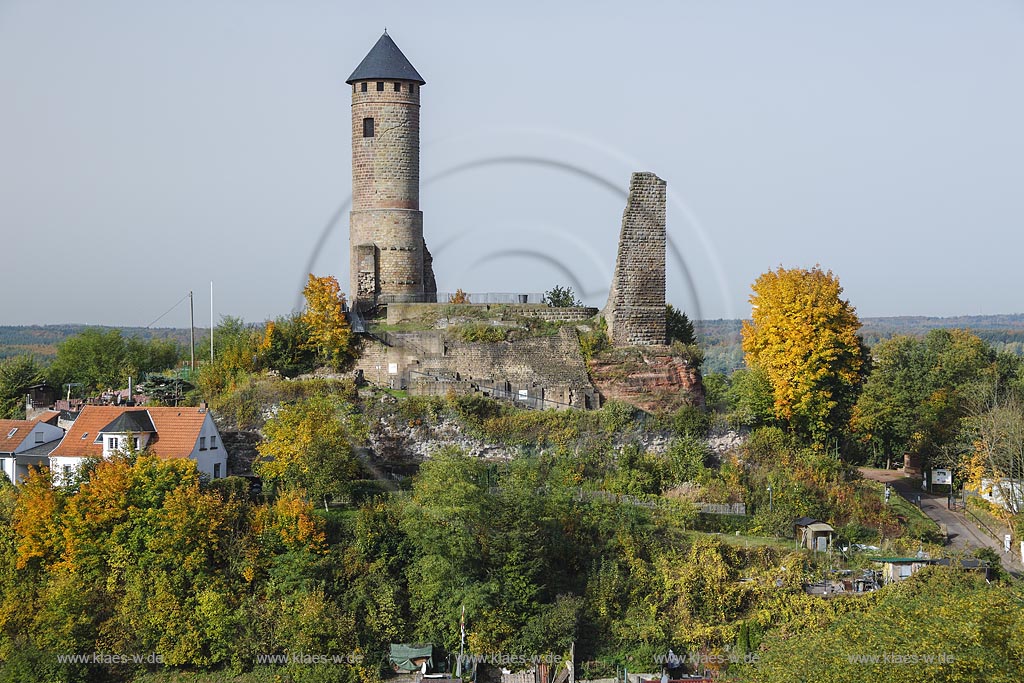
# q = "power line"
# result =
<box><xmin>145</xmin><ymin>292</ymin><xmax>191</xmax><ymax>329</ymax></box>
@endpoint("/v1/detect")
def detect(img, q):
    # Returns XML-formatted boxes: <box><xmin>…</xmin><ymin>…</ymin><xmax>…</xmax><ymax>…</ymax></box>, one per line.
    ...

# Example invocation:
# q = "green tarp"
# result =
<box><xmin>389</xmin><ymin>644</ymin><xmax>434</xmax><ymax>673</ymax></box>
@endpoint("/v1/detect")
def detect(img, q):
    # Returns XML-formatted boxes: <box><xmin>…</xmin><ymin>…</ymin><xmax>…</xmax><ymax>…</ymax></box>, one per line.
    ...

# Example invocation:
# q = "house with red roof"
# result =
<box><xmin>0</xmin><ymin>411</ymin><xmax>65</xmax><ymax>484</ymax></box>
<box><xmin>49</xmin><ymin>405</ymin><xmax>227</xmax><ymax>485</ymax></box>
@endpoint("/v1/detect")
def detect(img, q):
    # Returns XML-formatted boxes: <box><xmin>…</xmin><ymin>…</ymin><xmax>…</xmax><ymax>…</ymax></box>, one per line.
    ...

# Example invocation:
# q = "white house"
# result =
<box><xmin>978</xmin><ymin>477</ymin><xmax>1023</xmax><ymax>513</ymax></box>
<box><xmin>49</xmin><ymin>405</ymin><xmax>228</xmax><ymax>485</ymax></box>
<box><xmin>0</xmin><ymin>412</ymin><xmax>65</xmax><ymax>483</ymax></box>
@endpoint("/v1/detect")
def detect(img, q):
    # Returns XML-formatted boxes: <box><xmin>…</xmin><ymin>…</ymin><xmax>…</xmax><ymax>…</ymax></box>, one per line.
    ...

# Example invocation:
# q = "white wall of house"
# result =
<box><xmin>49</xmin><ymin>455</ymin><xmax>86</xmax><ymax>486</ymax></box>
<box><xmin>4</xmin><ymin>421</ymin><xmax>63</xmax><ymax>453</ymax></box>
<box><xmin>980</xmin><ymin>478</ymin><xmax>1024</xmax><ymax>512</ymax></box>
<box><xmin>100</xmin><ymin>432</ymin><xmax>152</xmax><ymax>457</ymax></box>
<box><xmin>188</xmin><ymin>413</ymin><xmax>228</xmax><ymax>479</ymax></box>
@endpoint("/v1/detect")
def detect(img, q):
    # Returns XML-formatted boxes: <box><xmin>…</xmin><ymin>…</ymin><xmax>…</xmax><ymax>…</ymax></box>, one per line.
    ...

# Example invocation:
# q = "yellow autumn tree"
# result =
<box><xmin>254</xmin><ymin>395</ymin><xmax>361</xmax><ymax>509</ymax></box>
<box><xmin>741</xmin><ymin>266</ymin><xmax>866</xmax><ymax>447</ymax></box>
<box><xmin>448</xmin><ymin>288</ymin><xmax>470</xmax><ymax>304</ymax></box>
<box><xmin>300</xmin><ymin>274</ymin><xmax>353</xmax><ymax>370</ymax></box>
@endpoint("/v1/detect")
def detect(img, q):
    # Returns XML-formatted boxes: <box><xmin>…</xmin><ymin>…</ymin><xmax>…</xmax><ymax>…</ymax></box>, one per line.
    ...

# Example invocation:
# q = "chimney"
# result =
<box><xmin>199</xmin><ymin>401</ymin><xmax>208</xmax><ymax>413</ymax></box>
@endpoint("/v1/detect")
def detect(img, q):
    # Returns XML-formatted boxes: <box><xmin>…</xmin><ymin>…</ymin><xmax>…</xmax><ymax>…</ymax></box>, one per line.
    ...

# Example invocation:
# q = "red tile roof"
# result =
<box><xmin>50</xmin><ymin>406</ymin><xmax>211</xmax><ymax>459</ymax></box>
<box><xmin>0</xmin><ymin>412</ymin><xmax>64</xmax><ymax>452</ymax></box>
<box><xmin>0</xmin><ymin>421</ymin><xmax>31</xmax><ymax>453</ymax></box>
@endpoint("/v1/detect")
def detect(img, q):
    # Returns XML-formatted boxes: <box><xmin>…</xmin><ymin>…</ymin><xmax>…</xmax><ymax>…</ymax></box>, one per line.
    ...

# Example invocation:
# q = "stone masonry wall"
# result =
<box><xmin>353</xmin><ymin>328</ymin><xmax>596</xmax><ymax>409</ymax></box>
<box><xmin>350</xmin><ymin>79</ymin><xmax>429</xmax><ymax>307</ymax></box>
<box><xmin>603</xmin><ymin>172</ymin><xmax>667</xmax><ymax>346</ymax></box>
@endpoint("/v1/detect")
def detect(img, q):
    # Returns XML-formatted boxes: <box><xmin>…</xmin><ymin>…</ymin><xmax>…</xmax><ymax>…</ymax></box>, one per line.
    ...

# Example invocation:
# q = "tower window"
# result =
<box><xmin>363</xmin><ymin>117</ymin><xmax>374</xmax><ymax>137</ymax></box>
<box><xmin>376</xmin><ymin>81</ymin><xmax>384</xmax><ymax>91</ymax></box>
<box><xmin>352</xmin><ymin>84</ymin><xmax>356</xmax><ymax>93</ymax></box>
<box><xmin>408</xmin><ymin>83</ymin><xmax>414</xmax><ymax>93</ymax></box>
<box><xmin>394</xmin><ymin>82</ymin><xmax>401</xmax><ymax>92</ymax></box>
<box><xmin>361</xmin><ymin>82</ymin><xmax>367</xmax><ymax>92</ymax></box>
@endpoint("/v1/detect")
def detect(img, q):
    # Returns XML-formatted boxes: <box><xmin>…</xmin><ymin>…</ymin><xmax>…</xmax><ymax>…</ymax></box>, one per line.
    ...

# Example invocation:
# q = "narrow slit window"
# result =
<box><xmin>363</xmin><ymin>117</ymin><xmax>374</xmax><ymax>137</ymax></box>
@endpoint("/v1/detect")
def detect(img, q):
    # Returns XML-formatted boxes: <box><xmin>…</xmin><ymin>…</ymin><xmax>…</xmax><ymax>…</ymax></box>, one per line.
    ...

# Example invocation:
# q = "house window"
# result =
<box><xmin>363</xmin><ymin>117</ymin><xmax>374</xmax><ymax>137</ymax></box>
<box><xmin>35</xmin><ymin>431</ymin><xmax>44</xmax><ymax>443</ymax></box>
<box><xmin>210</xmin><ymin>436</ymin><xmax>218</xmax><ymax>449</ymax></box>
<box><xmin>376</xmin><ymin>81</ymin><xmax>384</xmax><ymax>91</ymax></box>
<box><xmin>199</xmin><ymin>436</ymin><xmax>207</xmax><ymax>451</ymax></box>
<box><xmin>213</xmin><ymin>463</ymin><xmax>221</xmax><ymax>479</ymax></box>
<box><xmin>360</xmin><ymin>82</ymin><xmax>367</xmax><ymax>92</ymax></box>
<box><xmin>134</xmin><ymin>437</ymin><xmax>140</xmax><ymax>449</ymax></box>
<box><xmin>108</xmin><ymin>437</ymin><xmax>119</xmax><ymax>450</ymax></box>
<box><xmin>63</xmin><ymin>465</ymin><xmax>71</xmax><ymax>475</ymax></box>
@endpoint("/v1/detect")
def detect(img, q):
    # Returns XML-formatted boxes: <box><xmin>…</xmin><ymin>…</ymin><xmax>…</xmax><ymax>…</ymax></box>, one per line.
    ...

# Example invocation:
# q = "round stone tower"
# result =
<box><xmin>346</xmin><ymin>32</ymin><xmax>432</xmax><ymax>310</ymax></box>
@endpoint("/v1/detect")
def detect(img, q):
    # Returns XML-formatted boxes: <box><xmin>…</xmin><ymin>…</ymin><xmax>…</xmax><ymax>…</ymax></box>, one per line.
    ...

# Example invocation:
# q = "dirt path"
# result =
<box><xmin>859</xmin><ymin>467</ymin><xmax>1023</xmax><ymax>576</ymax></box>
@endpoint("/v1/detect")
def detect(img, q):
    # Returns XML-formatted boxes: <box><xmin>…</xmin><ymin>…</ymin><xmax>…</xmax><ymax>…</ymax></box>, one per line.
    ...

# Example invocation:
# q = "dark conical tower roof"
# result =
<box><xmin>346</xmin><ymin>32</ymin><xmax>425</xmax><ymax>85</ymax></box>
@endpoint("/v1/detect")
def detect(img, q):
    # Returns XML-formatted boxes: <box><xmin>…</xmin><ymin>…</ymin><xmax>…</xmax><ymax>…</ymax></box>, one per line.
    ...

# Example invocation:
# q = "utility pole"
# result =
<box><xmin>189</xmin><ymin>291</ymin><xmax>196</xmax><ymax>376</ymax></box>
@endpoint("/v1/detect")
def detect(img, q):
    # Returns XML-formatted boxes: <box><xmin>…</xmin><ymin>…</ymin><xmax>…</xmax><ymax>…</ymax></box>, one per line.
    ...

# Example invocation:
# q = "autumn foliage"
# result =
<box><xmin>300</xmin><ymin>274</ymin><xmax>354</xmax><ymax>371</ymax></box>
<box><xmin>742</xmin><ymin>266</ymin><xmax>866</xmax><ymax>446</ymax></box>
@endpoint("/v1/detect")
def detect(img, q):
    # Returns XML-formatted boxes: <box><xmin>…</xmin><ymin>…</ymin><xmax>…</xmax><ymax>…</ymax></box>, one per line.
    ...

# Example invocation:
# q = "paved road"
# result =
<box><xmin>859</xmin><ymin>468</ymin><xmax>1023</xmax><ymax>576</ymax></box>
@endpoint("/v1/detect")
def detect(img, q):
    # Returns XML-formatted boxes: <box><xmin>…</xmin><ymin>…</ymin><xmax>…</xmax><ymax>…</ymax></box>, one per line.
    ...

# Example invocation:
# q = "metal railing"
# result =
<box><xmin>377</xmin><ymin>292</ymin><xmax>545</xmax><ymax>305</ymax></box>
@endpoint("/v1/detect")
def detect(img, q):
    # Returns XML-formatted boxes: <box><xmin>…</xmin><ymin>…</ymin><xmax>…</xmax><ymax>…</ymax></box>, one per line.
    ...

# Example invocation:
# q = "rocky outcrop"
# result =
<box><xmin>589</xmin><ymin>345</ymin><xmax>704</xmax><ymax>413</ymax></box>
<box><xmin>369</xmin><ymin>414</ymin><xmax>518</xmax><ymax>471</ymax></box>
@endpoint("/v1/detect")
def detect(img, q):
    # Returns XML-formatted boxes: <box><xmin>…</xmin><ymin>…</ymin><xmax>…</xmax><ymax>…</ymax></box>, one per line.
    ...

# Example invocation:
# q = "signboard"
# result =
<box><xmin>933</xmin><ymin>469</ymin><xmax>952</xmax><ymax>485</ymax></box>
<box><xmin>388</xmin><ymin>363</ymin><xmax>398</xmax><ymax>375</ymax></box>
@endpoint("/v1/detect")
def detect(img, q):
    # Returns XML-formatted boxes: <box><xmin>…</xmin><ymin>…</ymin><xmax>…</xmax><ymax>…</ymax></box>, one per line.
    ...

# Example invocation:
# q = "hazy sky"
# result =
<box><xmin>2</xmin><ymin>1</ymin><xmax>1022</xmax><ymax>327</ymax></box>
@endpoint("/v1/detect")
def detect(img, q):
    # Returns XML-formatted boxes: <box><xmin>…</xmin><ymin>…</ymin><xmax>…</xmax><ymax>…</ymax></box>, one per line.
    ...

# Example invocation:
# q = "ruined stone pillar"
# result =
<box><xmin>603</xmin><ymin>172</ymin><xmax>667</xmax><ymax>346</ymax></box>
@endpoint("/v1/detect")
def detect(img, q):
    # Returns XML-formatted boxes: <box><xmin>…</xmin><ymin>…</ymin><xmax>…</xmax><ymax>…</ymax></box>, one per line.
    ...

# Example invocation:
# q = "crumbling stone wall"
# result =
<box><xmin>353</xmin><ymin>328</ymin><xmax>596</xmax><ymax>409</ymax></box>
<box><xmin>603</xmin><ymin>172</ymin><xmax>667</xmax><ymax>346</ymax></box>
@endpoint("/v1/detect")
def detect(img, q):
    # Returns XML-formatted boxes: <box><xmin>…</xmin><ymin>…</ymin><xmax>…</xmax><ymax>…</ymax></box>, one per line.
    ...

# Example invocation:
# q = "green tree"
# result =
<box><xmin>543</xmin><ymin>286</ymin><xmax>583</xmax><ymax>308</ymax></box>
<box><xmin>254</xmin><ymin>395</ymin><xmax>362</xmax><ymax>508</ymax></box>
<box><xmin>851</xmin><ymin>329</ymin><xmax>995</xmax><ymax>467</ymax></box>
<box><xmin>741</xmin><ymin>266</ymin><xmax>867</xmax><ymax>446</ymax></box>
<box><xmin>256</xmin><ymin>315</ymin><xmax>316</xmax><ymax>378</ymax></box>
<box><xmin>666</xmin><ymin>304</ymin><xmax>696</xmax><ymax>345</ymax></box>
<box><xmin>47</xmin><ymin>328</ymin><xmax>181</xmax><ymax>394</ymax></box>
<box><xmin>0</xmin><ymin>356</ymin><xmax>43</xmax><ymax>419</ymax></box>
<box><xmin>728</xmin><ymin>366</ymin><xmax>776</xmax><ymax>428</ymax></box>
